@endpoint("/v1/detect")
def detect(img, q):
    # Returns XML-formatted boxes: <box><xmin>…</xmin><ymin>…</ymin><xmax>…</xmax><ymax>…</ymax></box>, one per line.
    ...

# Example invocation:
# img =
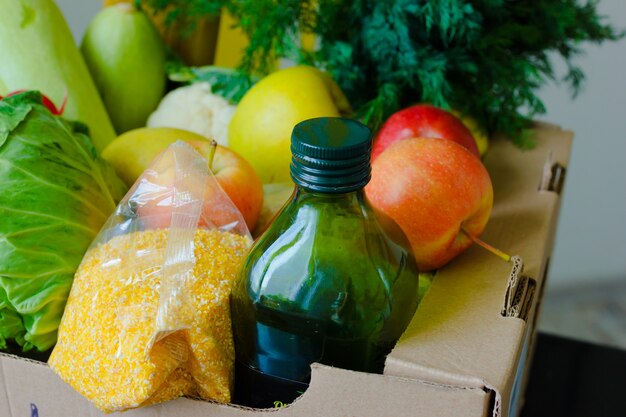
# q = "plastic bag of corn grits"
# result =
<box><xmin>49</xmin><ymin>141</ymin><xmax>252</xmax><ymax>412</ymax></box>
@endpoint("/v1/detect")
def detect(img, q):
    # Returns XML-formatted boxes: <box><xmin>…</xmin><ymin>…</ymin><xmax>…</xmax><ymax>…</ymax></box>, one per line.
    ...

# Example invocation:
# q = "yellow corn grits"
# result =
<box><xmin>49</xmin><ymin>228</ymin><xmax>251</xmax><ymax>412</ymax></box>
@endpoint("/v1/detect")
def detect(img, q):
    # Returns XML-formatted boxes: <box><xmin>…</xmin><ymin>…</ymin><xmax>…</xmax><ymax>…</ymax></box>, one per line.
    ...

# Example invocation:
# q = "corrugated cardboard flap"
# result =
<box><xmin>384</xmin><ymin>122</ymin><xmax>573</xmax><ymax>417</ymax></box>
<box><xmin>0</xmin><ymin>352</ymin><xmax>489</xmax><ymax>417</ymax></box>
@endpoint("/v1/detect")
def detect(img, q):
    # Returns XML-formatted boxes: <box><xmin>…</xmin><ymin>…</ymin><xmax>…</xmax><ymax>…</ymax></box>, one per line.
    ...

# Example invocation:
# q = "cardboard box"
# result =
<box><xmin>0</xmin><ymin>123</ymin><xmax>573</xmax><ymax>417</ymax></box>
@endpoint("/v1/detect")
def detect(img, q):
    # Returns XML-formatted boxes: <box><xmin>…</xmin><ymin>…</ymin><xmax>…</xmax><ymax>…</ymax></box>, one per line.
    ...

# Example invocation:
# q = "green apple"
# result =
<box><xmin>228</xmin><ymin>65</ymin><xmax>352</xmax><ymax>183</ymax></box>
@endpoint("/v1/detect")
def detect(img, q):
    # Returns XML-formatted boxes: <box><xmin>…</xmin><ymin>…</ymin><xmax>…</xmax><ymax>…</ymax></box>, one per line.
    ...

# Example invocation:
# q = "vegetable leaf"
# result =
<box><xmin>143</xmin><ymin>0</ymin><xmax>624</xmax><ymax>144</ymax></box>
<box><xmin>167</xmin><ymin>65</ymin><xmax>258</xmax><ymax>103</ymax></box>
<box><xmin>0</xmin><ymin>91</ymin><xmax>127</xmax><ymax>351</ymax></box>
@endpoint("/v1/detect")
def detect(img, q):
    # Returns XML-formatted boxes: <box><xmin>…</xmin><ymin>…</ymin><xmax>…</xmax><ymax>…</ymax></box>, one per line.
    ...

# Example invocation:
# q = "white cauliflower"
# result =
<box><xmin>147</xmin><ymin>82</ymin><xmax>236</xmax><ymax>146</ymax></box>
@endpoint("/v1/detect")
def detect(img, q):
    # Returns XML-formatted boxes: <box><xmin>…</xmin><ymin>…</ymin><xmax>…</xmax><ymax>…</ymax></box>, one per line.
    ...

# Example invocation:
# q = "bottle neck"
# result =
<box><xmin>292</xmin><ymin>185</ymin><xmax>364</xmax><ymax>201</ymax></box>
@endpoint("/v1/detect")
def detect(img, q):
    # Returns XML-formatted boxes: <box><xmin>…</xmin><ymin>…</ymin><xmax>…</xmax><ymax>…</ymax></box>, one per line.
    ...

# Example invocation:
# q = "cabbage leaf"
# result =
<box><xmin>0</xmin><ymin>91</ymin><xmax>127</xmax><ymax>351</ymax></box>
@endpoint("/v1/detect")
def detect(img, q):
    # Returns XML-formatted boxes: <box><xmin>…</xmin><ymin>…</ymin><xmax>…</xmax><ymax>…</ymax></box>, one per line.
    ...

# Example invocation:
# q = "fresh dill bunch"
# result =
<box><xmin>142</xmin><ymin>0</ymin><xmax>623</xmax><ymax>147</ymax></box>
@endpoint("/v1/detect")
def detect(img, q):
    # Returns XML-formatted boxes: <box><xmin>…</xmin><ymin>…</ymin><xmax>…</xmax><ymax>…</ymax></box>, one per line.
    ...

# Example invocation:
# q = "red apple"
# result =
<box><xmin>103</xmin><ymin>127</ymin><xmax>264</xmax><ymax>232</ymax></box>
<box><xmin>371</xmin><ymin>104</ymin><xmax>479</xmax><ymax>161</ymax></box>
<box><xmin>132</xmin><ymin>140</ymin><xmax>263</xmax><ymax>235</ymax></box>
<box><xmin>197</xmin><ymin>140</ymin><xmax>264</xmax><ymax>231</ymax></box>
<box><xmin>365</xmin><ymin>138</ymin><xmax>493</xmax><ymax>271</ymax></box>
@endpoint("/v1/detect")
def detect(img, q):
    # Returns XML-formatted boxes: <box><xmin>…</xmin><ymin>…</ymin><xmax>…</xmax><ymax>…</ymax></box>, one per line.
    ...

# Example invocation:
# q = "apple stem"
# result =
<box><xmin>461</xmin><ymin>228</ymin><xmax>511</xmax><ymax>263</ymax></box>
<box><xmin>207</xmin><ymin>140</ymin><xmax>218</xmax><ymax>172</ymax></box>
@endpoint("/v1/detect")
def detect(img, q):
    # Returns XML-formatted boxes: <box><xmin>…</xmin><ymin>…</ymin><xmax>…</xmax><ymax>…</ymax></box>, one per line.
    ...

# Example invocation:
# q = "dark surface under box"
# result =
<box><xmin>521</xmin><ymin>332</ymin><xmax>626</xmax><ymax>417</ymax></box>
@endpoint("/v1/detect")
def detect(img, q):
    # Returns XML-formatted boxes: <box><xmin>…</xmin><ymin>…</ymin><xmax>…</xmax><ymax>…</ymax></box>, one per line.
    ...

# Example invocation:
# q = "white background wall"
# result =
<box><xmin>57</xmin><ymin>0</ymin><xmax>98</xmax><ymax>42</ymax></box>
<box><xmin>537</xmin><ymin>0</ymin><xmax>626</xmax><ymax>290</ymax></box>
<box><xmin>58</xmin><ymin>0</ymin><xmax>626</xmax><ymax>291</ymax></box>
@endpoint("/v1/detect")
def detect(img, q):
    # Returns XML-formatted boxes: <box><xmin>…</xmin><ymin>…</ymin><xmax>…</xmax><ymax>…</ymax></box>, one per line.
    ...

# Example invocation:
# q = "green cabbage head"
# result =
<box><xmin>0</xmin><ymin>91</ymin><xmax>127</xmax><ymax>351</ymax></box>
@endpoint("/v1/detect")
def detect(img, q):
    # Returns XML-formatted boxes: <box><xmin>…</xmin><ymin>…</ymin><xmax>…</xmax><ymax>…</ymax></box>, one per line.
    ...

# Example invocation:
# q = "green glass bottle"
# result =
<box><xmin>231</xmin><ymin>117</ymin><xmax>419</xmax><ymax>408</ymax></box>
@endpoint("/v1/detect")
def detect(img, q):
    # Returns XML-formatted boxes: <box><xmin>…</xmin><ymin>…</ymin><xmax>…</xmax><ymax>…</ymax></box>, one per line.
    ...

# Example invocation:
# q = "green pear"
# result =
<box><xmin>81</xmin><ymin>3</ymin><xmax>165</xmax><ymax>134</ymax></box>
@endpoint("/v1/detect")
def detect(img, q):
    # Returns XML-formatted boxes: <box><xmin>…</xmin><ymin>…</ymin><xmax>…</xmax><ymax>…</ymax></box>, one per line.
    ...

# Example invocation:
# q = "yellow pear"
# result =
<box><xmin>228</xmin><ymin>65</ymin><xmax>352</xmax><ymax>183</ymax></box>
<box><xmin>451</xmin><ymin>110</ymin><xmax>490</xmax><ymax>157</ymax></box>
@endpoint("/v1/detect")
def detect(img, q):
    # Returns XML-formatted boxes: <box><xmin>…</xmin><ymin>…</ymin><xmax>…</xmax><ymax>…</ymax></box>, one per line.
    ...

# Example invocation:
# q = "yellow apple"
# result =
<box><xmin>102</xmin><ymin>127</ymin><xmax>263</xmax><ymax>230</ymax></box>
<box><xmin>228</xmin><ymin>65</ymin><xmax>352</xmax><ymax>183</ymax></box>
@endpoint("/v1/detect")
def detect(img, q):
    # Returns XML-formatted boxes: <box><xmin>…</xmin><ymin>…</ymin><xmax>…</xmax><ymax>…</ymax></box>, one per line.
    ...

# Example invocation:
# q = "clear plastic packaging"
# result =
<box><xmin>49</xmin><ymin>141</ymin><xmax>252</xmax><ymax>412</ymax></box>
